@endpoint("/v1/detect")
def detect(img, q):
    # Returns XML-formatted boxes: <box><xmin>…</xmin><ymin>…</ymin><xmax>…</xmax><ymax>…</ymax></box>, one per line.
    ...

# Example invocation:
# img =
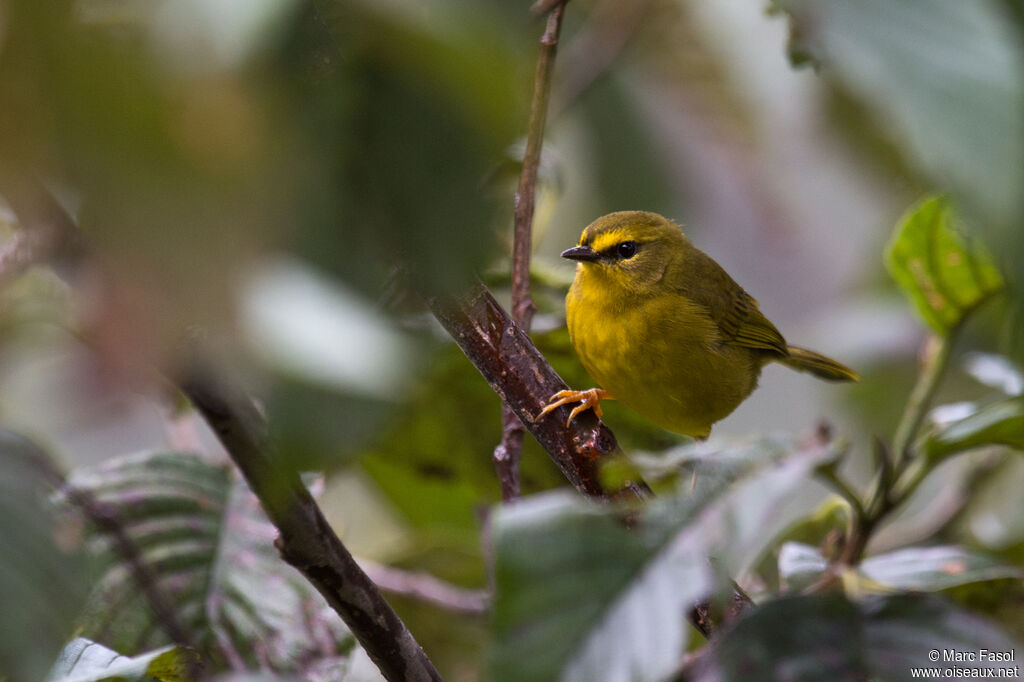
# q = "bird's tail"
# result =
<box><xmin>780</xmin><ymin>346</ymin><xmax>859</xmax><ymax>382</ymax></box>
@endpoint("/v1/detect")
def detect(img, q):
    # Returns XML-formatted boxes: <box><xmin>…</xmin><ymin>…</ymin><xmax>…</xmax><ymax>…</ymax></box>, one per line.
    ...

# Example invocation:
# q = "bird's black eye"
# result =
<box><xmin>616</xmin><ymin>241</ymin><xmax>638</xmax><ymax>259</ymax></box>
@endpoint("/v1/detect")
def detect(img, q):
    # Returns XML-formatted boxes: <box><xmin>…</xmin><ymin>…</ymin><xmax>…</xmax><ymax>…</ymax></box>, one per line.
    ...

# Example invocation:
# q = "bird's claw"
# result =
<box><xmin>538</xmin><ymin>388</ymin><xmax>610</xmax><ymax>426</ymax></box>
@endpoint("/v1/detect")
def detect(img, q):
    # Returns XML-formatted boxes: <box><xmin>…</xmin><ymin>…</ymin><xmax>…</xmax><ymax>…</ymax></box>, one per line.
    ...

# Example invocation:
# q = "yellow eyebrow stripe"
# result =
<box><xmin>587</xmin><ymin>229</ymin><xmax>632</xmax><ymax>254</ymax></box>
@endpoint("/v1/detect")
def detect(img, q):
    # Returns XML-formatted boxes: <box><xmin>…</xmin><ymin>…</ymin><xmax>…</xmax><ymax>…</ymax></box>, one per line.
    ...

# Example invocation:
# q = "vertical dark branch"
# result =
<box><xmin>511</xmin><ymin>3</ymin><xmax>567</xmax><ymax>329</ymax></box>
<box><xmin>494</xmin><ymin>1</ymin><xmax>569</xmax><ymax>501</ymax></box>
<box><xmin>179</xmin><ymin>362</ymin><xmax>443</xmax><ymax>682</ymax></box>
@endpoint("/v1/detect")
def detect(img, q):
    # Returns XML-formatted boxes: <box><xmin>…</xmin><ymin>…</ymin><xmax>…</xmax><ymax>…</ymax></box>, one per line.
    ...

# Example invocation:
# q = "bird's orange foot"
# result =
<box><xmin>538</xmin><ymin>388</ymin><xmax>612</xmax><ymax>426</ymax></box>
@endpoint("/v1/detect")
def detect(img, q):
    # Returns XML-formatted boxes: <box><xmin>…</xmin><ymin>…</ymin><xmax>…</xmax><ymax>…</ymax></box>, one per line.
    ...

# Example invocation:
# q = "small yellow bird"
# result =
<box><xmin>539</xmin><ymin>211</ymin><xmax>857</xmax><ymax>438</ymax></box>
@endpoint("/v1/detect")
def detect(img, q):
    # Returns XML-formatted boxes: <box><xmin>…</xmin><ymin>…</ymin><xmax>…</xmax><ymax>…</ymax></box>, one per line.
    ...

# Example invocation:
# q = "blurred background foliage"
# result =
<box><xmin>1</xmin><ymin>0</ymin><xmax>1024</xmax><ymax>679</ymax></box>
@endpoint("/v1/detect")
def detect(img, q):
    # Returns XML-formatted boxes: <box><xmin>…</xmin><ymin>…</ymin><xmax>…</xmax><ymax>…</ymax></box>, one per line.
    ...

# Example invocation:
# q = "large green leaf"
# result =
<box><xmin>0</xmin><ymin>431</ymin><xmax>88</xmax><ymax>682</ymax></box>
<box><xmin>924</xmin><ymin>397</ymin><xmax>1024</xmax><ymax>459</ymax></box>
<box><xmin>780</xmin><ymin>542</ymin><xmax>1022</xmax><ymax>593</ymax></box>
<box><xmin>66</xmin><ymin>452</ymin><xmax>352</xmax><ymax>673</ymax></box>
<box><xmin>694</xmin><ymin>593</ymin><xmax>1020</xmax><ymax>681</ymax></box>
<box><xmin>861</xmin><ymin>546</ymin><xmax>1024</xmax><ymax>592</ymax></box>
<box><xmin>885</xmin><ymin>197</ymin><xmax>1003</xmax><ymax>334</ymax></box>
<box><xmin>771</xmin><ymin>0</ymin><xmax>1024</xmax><ymax>234</ymax></box>
<box><xmin>491</xmin><ymin>436</ymin><xmax>833</xmax><ymax>682</ymax></box>
<box><xmin>46</xmin><ymin>638</ymin><xmax>186</xmax><ymax>682</ymax></box>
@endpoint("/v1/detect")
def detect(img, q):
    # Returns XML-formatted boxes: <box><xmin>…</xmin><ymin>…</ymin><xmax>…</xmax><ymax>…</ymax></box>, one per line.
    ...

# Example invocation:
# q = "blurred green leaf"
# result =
<box><xmin>280</xmin><ymin>1</ymin><xmax>523</xmax><ymax>297</ymax></box>
<box><xmin>490</xmin><ymin>437</ymin><xmax>832</xmax><ymax>682</ymax></box>
<box><xmin>778</xmin><ymin>542</ymin><xmax>828</xmax><ymax>592</ymax></box>
<box><xmin>781</xmin><ymin>542</ymin><xmax>1022</xmax><ymax>594</ymax></box>
<box><xmin>694</xmin><ymin>593</ymin><xmax>1020</xmax><ymax>681</ymax></box>
<box><xmin>46</xmin><ymin>638</ymin><xmax>186</xmax><ymax>682</ymax></box>
<box><xmin>924</xmin><ymin>397</ymin><xmax>1024</xmax><ymax>459</ymax></box>
<box><xmin>242</xmin><ymin>257</ymin><xmax>415</xmax><ymax>401</ymax></box>
<box><xmin>241</xmin><ymin>257</ymin><xmax>414</xmax><ymax>469</ymax></box>
<box><xmin>759</xmin><ymin>497</ymin><xmax>851</xmax><ymax>592</ymax></box>
<box><xmin>771</xmin><ymin>0</ymin><xmax>1024</xmax><ymax>233</ymax></box>
<box><xmin>0</xmin><ymin>431</ymin><xmax>88</xmax><ymax>682</ymax></box>
<box><xmin>67</xmin><ymin>452</ymin><xmax>352</xmax><ymax>671</ymax></box>
<box><xmin>861</xmin><ymin>546</ymin><xmax>1024</xmax><ymax>592</ymax></box>
<box><xmin>886</xmin><ymin>197</ymin><xmax>1003</xmax><ymax>334</ymax></box>
<box><xmin>964</xmin><ymin>353</ymin><xmax>1024</xmax><ymax>396</ymax></box>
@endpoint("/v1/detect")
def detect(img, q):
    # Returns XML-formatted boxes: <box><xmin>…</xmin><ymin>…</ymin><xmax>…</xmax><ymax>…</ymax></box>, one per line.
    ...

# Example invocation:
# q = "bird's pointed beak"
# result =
<box><xmin>561</xmin><ymin>245</ymin><xmax>599</xmax><ymax>262</ymax></box>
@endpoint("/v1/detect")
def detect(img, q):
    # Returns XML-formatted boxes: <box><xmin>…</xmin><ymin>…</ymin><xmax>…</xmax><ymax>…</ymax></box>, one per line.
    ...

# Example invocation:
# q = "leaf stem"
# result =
<box><xmin>816</xmin><ymin>467</ymin><xmax>865</xmax><ymax>520</ymax></box>
<box><xmin>843</xmin><ymin>331</ymin><xmax>958</xmax><ymax>564</ymax></box>
<box><xmin>891</xmin><ymin>333</ymin><xmax>954</xmax><ymax>475</ymax></box>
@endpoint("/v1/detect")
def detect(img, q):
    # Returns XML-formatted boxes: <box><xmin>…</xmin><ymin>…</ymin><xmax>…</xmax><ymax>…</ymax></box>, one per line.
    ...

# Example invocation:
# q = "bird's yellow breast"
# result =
<box><xmin>566</xmin><ymin>268</ymin><xmax>762</xmax><ymax>438</ymax></box>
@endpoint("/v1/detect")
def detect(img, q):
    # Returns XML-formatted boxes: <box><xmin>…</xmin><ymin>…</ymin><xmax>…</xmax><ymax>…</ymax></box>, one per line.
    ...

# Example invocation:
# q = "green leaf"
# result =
<box><xmin>963</xmin><ymin>353</ymin><xmax>1024</xmax><ymax>396</ymax></box>
<box><xmin>0</xmin><ymin>431</ymin><xmax>88</xmax><ymax>682</ymax></box>
<box><xmin>778</xmin><ymin>542</ymin><xmax>828</xmax><ymax>592</ymax></box>
<box><xmin>66</xmin><ymin>452</ymin><xmax>352</xmax><ymax>671</ymax></box>
<box><xmin>693</xmin><ymin>593</ymin><xmax>1020</xmax><ymax>681</ymax></box>
<box><xmin>46</xmin><ymin>638</ymin><xmax>187</xmax><ymax>682</ymax></box>
<box><xmin>491</xmin><ymin>437</ymin><xmax>832</xmax><ymax>682</ymax></box>
<box><xmin>771</xmin><ymin>0</ymin><xmax>1024</xmax><ymax>233</ymax></box>
<box><xmin>886</xmin><ymin>196</ymin><xmax>1003</xmax><ymax>334</ymax></box>
<box><xmin>924</xmin><ymin>397</ymin><xmax>1024</xmax><ymax>459</ymax></box>
<box><xmin>861</xmin><ymin>546</ymin><xmax>1024</xmax><ymax>592</ymax></box>
<box><xmin>779</xmin><ymin>542</ymin><xmax>1021</xmax><ymax>593</ymax></box>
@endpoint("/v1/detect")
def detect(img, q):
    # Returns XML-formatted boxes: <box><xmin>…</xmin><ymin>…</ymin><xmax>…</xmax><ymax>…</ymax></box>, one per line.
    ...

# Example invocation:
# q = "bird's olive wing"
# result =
<box><xmin>676</xmin><ymin>245</ymin><xmax>788</xmax><ymax>356</ymax></box>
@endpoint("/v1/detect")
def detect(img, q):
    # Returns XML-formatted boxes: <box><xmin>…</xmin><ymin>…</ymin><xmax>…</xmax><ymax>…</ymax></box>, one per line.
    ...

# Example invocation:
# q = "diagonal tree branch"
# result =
<box><xmin>429</xmin><ymin>280</ymin><xmax>757</xmax><ymax>636</ymax></box>
<box><xmin>359</xmin><ymin>559</ymin><xmax>490</xmax><ymax>616</ymax></box>
<box><xmin>430</xmin><ymin>280</ymin><xmax>649</xmax><ymax>502</ymax></box>
<box><xmin>179</xmin><ymin>360</ymin><xmax>443</xmax><ymax>682</ymax></box>
<box><xmin>0</xmin><ymin>179</ymin><xmax>444</xmax><ymax>682</ymax></box>
<box><xmin>494</xmin><ymin>1</ymin><xmax>569</xmax><ymax>501</ymax></box>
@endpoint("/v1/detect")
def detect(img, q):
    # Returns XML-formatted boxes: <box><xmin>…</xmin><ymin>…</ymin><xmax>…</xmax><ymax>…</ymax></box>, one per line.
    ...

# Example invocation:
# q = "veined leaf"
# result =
<box><xmin>65</xmin><ymin>452</ymin><xmax>352</xmax><ymax>672</ymax></box>
<box><xmin>46</xmin><ymin>638</ymin><xmax>187</xmax><ymax>682</ymax></box>
<box><xmin>924</xmin><ymin>397</ymin><xmax>1024</xmax><ymax>459</ymax></box>
<box><xmin>491</xmin><ymin>437</ymin><xmax>833</xmax><ymax>682</ymax></box>
<box><xmin>886</xmin><ymin>197</ymin><xmax>1003</xmax><ymax>334</ymax></box>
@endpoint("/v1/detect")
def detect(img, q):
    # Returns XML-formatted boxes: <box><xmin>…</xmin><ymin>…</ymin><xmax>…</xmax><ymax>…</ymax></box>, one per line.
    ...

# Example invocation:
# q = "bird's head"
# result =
<box><xmin>562</xmin><ymin>211</ymin><xmax>689</xmax><ymax>294</ymax></box>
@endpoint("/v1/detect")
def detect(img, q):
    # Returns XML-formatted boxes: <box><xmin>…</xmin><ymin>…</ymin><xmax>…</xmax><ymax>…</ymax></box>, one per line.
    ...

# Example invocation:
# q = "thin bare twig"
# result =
<box><xmin>495</xmin><ymin>1</ymin><xmax>568</xmax><ymax>501</ymax></box>
<box><xmin>530</xmin><ymin>0</ymin><xmax>564</xmax><ymax>15</ymax></box>
<box><xmin>359</xmin><ymin>559</ymin><xmax>490</xmax><ymax>616</ymax></box>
